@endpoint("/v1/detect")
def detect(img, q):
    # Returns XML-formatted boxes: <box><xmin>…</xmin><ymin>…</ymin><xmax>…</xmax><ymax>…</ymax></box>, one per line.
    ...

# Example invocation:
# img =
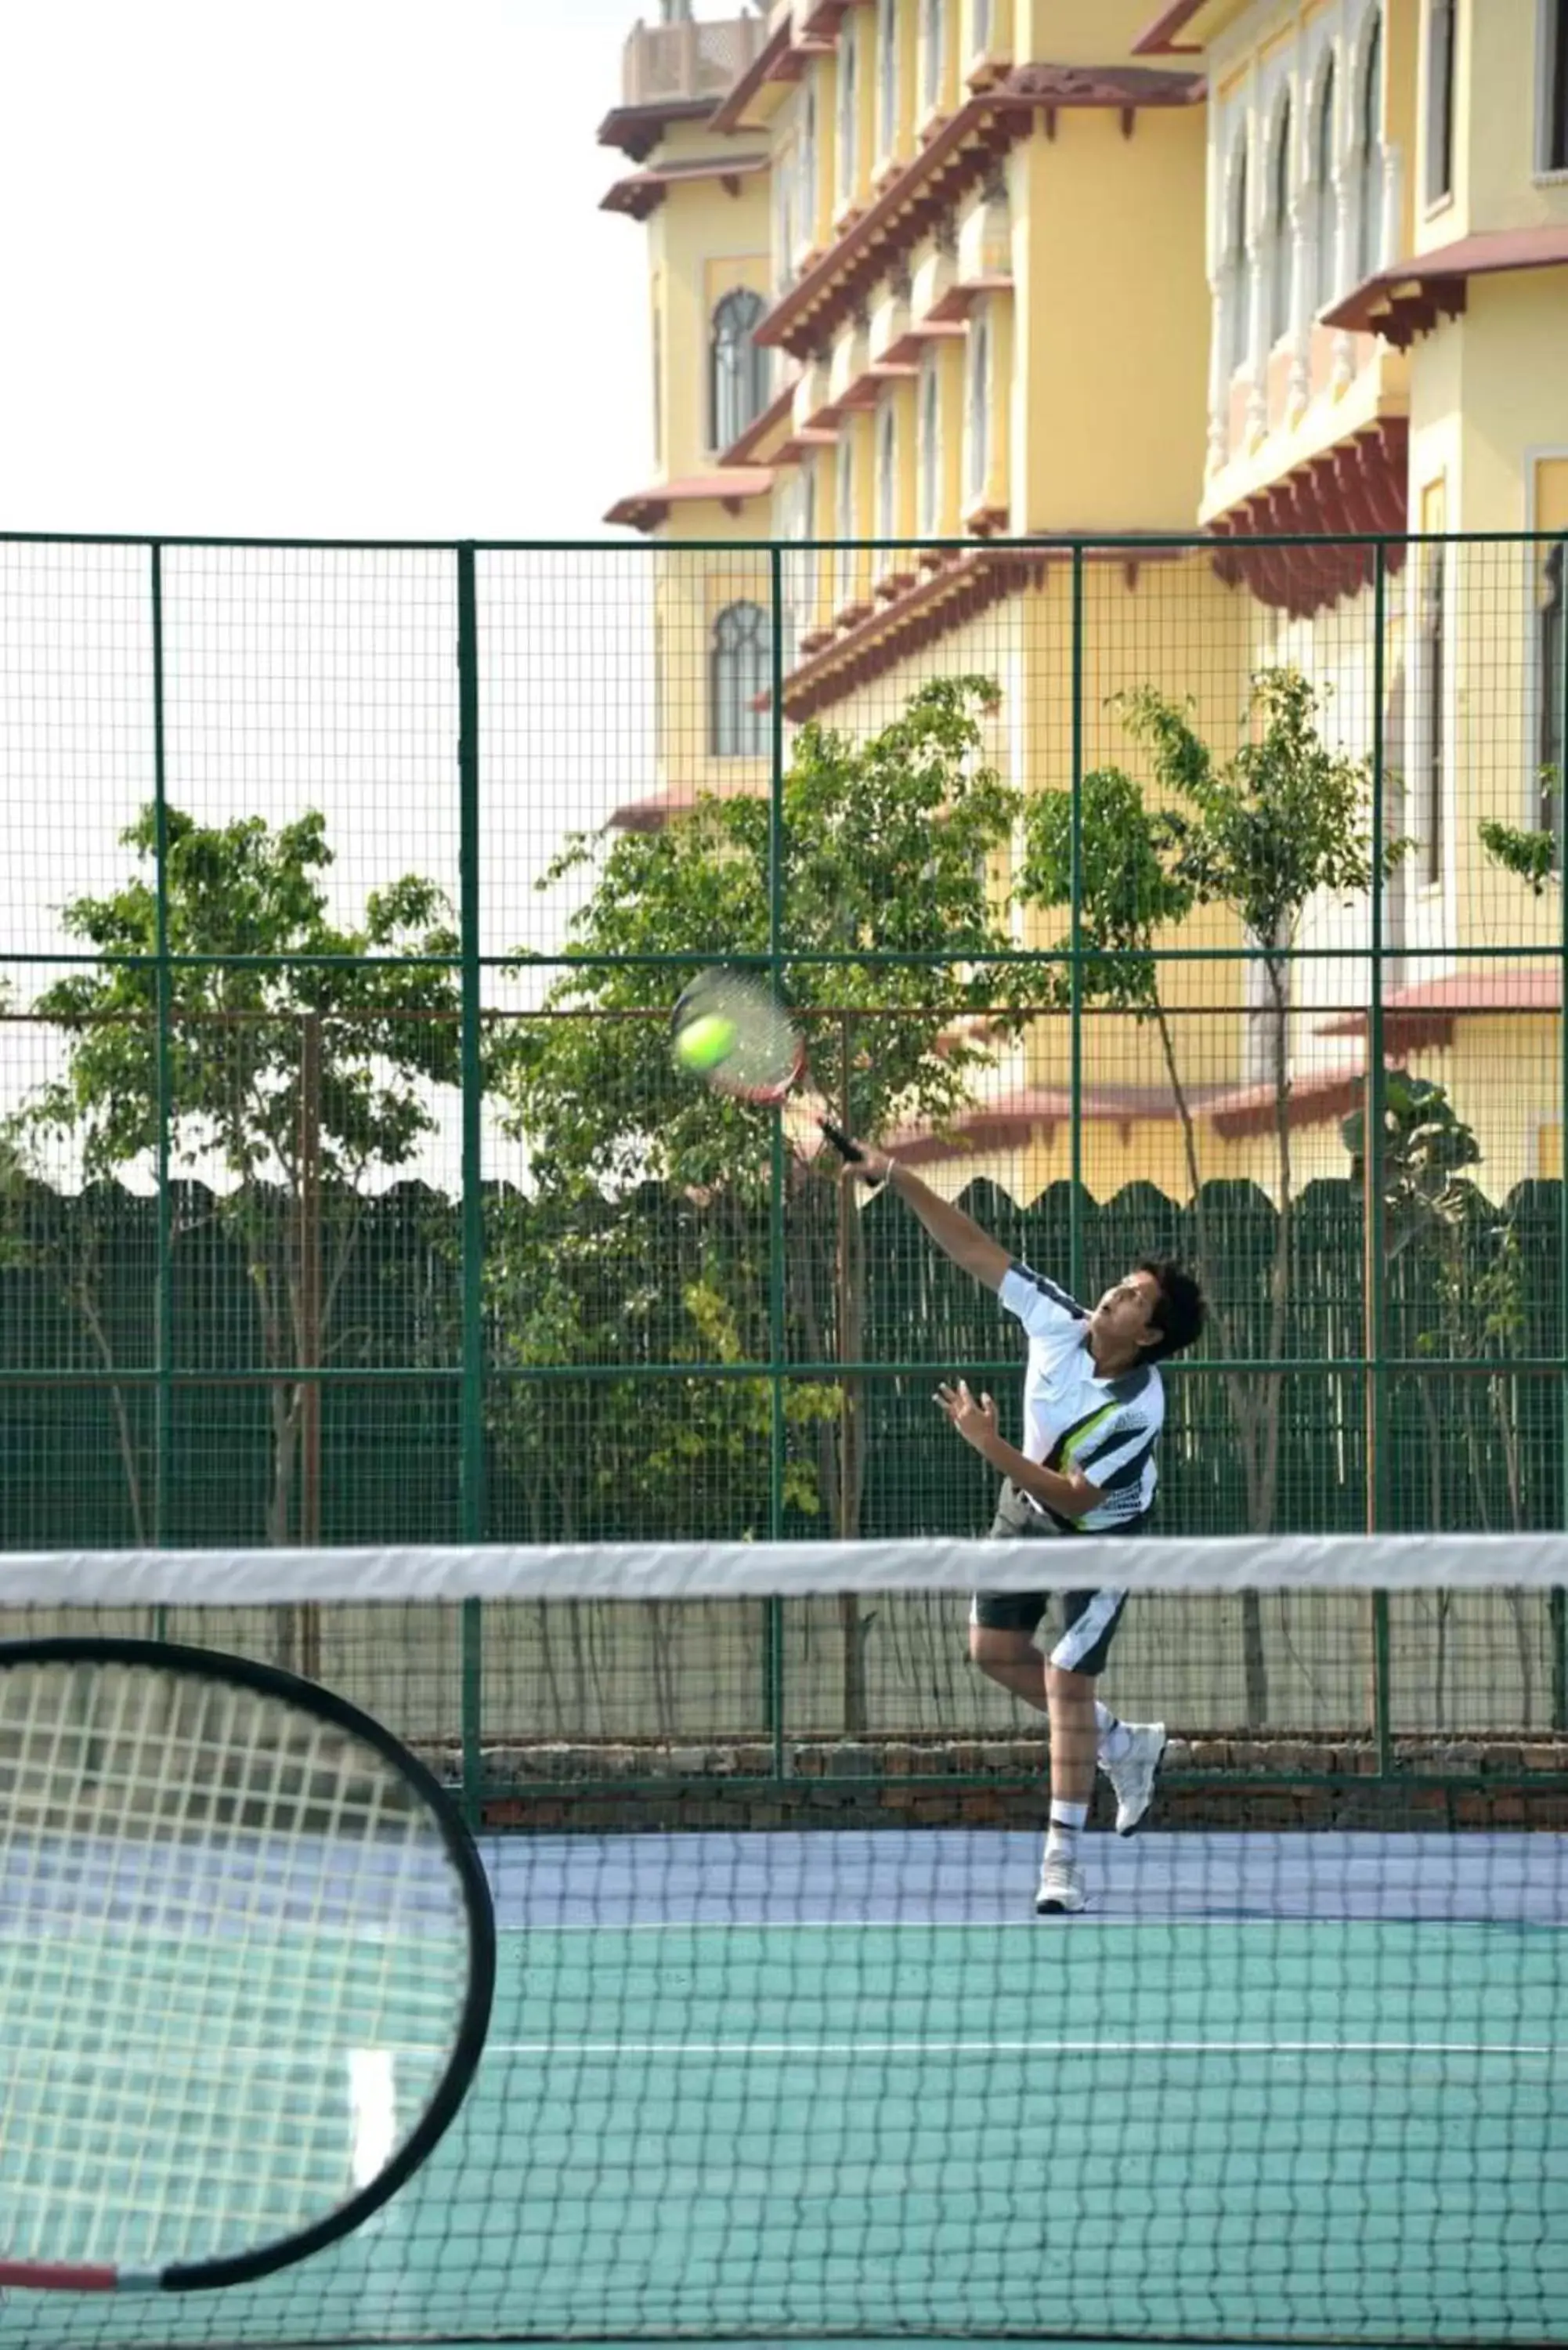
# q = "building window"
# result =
<box><xmin>1268</xmin><ymin>98</ymin><xmax>1294</xmax><ymax>345</ymax></box>
<box><xmin>1541</xmin><ymin>541</ymin><xmax>1566</xmax><ymax>844</ymax></box>
<box><xmin>1544</xmin><ymin>0</ymin><xmax>1568</xmax><ymax>172</ymax></box>
<box><xmin>1355</xmin><ymin>11</ymin><xmax>1384</xmax><ymax>281</ymax></box>
<box><xmin>1420</xmin><ymin>540</ymin><xmax>1446</xmax><ymax>886</ymax></box>
<box><xmin>710</xmin><ymin>289</ymin><xmax>769</xmax><ymax>453</ymax></box>
<box><xmin>974</xmin><ymin>0</ymin><xmax>992</xmax><ymax>49</ymax></box>
<box><xmin>800</xmin><ymin>85</ymin><xmax>817</xmax><ymax>249</ymax></box>
<box><xmin>922</xmin><ymin>0</ymin><xmax>944</xmax><ymax>112</ymax></box>
<box><xmin>1225</xmin><ymin>135</ymin><xmax>1250</xmax><ymax>373</ymax></box>
<box><xmin>711</xmin><ymin>602</ymin><xmax>771</xmax><ymax>757</ymax></box>
<box><xmin>837</xmin><ymin>17</ymin><xmax>858</xmax><ymax>206</ymax></box>
<box><xmin>877</xmin><ymin>399</ymin><xmax>897</xmax><ymax>542</ymax></box>
<box><xmin>1313</xmin><ymin>60</ymin><xmax>1339</xmax><ymax>309</ymax></box>
<box><xmin>836</xmin><ymin>436</ymin><xmax>856</xmax><ymax>609</ymax></box>
<box><xmin>652</xmin><ymin>306</ymin><xmax>663</xmax><ymax>464</ymax></box>
<box><xmin>878</xmin><ymin>0</ymin><xmax>898</xmax><ymax>157</ymax></box>
<box><xmin>919</xmin><ymin>358</ymin><xmax>941</xmax><ymax>534</ymax></box>
<box><xmin>775</xmin><ymin>154</ymin><xmax>796</xmax><ymax>293</ymax></box>
<box><xmin>966</xmin><ymin>311</ymin><xmax>990</xmax><ymax>502</ymax></box>
<box><xmin>1426</xmin><ymin>0</ymin><xmax>1456</xmax><ymax>204</ymax></box>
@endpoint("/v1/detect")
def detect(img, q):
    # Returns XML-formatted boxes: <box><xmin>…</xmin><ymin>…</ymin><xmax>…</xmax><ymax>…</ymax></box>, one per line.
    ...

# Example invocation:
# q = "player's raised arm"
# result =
<box><xmin>844</xmin><ymin>1145</ymin><xmax>1010</xmax><ymax>1292</ymax></box>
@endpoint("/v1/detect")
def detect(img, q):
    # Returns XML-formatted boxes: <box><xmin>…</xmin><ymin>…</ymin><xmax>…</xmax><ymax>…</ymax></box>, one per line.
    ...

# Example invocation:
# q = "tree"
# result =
<box><xmin>26</xmin><ymin>806</ymin><xmax>464</xmax><ymax>1603</ymax></box>
<box><xmin>493</xmin><ymin>677</ymin><xmax>1028</xmax><ymax>1726</ymax></box>
<box><xmin>1020</xmin><ymin>669</ymin><xmax>1400</xmax><ymax>1723</ymax></box>
<box><xmin>1342</xmin><ymin>1071</ymin><xmax>1534</xmax><ymax>1723</ymax></box>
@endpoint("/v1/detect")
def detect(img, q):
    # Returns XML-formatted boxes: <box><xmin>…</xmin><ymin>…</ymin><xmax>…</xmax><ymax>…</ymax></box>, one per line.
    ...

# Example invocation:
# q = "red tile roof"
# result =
<box><xmin>1322</xmin><ymin>226</ymin><xmax>1568</xmax><ymax>347</ymax></box>
<box><xmin>601</xmin><ymin>153</ymin><xmax>769</xmax><ymax>222</ymax></box>
<box><xmin>604</xmin><ymin>469</ymin><xmax>775</xmax><ymax>534</ymax></box>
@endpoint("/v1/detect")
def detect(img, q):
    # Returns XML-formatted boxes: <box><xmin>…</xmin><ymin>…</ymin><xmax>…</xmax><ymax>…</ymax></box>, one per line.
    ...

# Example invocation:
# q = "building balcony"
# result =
<box><xmin>601</xmin><ymin>14</ymin><xmax>767</xmax><ymax>160</ymax></box>
<box><xmin>621</xmin><ymin>13</ymin><xmax>764</xmax><ymax>108</ymax></box>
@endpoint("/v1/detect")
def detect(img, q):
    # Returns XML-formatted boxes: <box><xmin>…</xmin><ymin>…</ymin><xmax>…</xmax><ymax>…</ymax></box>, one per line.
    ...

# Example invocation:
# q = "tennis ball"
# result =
<box><xmin>676</xmin><ymin>1012</ymin><xmax>738</xmax><ymax>1073</ymax></box>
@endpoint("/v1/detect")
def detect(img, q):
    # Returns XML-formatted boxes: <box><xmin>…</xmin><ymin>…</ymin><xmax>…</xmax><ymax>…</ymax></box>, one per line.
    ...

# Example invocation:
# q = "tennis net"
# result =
<box><xmin>3</xmin><ymin>1531</ymin><xmax>1567</xmax><ymax>2347</ymax></box>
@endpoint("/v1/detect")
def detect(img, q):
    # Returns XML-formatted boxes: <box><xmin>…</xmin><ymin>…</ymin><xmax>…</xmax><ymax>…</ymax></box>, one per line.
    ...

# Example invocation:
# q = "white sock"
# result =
<box><xmin>1046</xmin><ymin>1799</ymin><xmax>1089</xmax><ymax>1858</ymax></box>
<box><xmin>1096</xmin><ymin>1701</ymin><xmax>1133</xmax><ymax>1764</ymax></box>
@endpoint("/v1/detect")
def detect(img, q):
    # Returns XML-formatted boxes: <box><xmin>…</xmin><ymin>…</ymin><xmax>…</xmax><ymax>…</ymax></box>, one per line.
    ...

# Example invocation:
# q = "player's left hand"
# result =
<box><xmin>934</xmin><ymin>1379</ymin><xmax>998</xmax><ymax>1454</ymax></box>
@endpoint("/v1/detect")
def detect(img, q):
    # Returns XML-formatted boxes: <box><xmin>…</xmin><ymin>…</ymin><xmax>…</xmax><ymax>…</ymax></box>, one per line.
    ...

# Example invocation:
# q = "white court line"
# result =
<box><xmin>2</xmin><ymin>2035</ymin><xmax>1555</xmax><ymax>2066</ymax></box>
<box><xmin>486</xmin><ymin>2037</ymin><xmax>1557</xmax><ymax>2059</ymax></box>
<box><xmin>507</xmin><ymin>1914</ymin><xmax>1549</xmax><ymax>1932</ymax></box>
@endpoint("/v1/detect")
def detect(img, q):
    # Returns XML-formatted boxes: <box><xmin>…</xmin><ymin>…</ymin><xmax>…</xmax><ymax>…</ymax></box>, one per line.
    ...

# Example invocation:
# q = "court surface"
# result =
<box><xmin>7</xmin><ymin>1828</ymin><xmax>1568</xmax><ymax>2349</ymax></box>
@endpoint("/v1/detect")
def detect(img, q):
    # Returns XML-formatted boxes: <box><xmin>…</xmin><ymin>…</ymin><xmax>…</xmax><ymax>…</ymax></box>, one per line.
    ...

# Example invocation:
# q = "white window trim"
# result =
<box><xmin>877</xmin><ymin>0</ymin><xmax>898</xmax><ymax>164</ymax></box>
<box><xmin>1308</xmin><ymin>47</ymin><xmax>1339</xmax><ymax>314</ymax></box>
<box><xmin>1266</xmin><ymin>92</ymin><xmax>1295</xmax><ymax>348</ymax></box>
<box><xmin>1525</xmin><ymin>446</ymin><xmax>1568</xmax><ymax>830</ymax></box>
<box><xmin>919</xmin><ymin>355</ymin><xmax>942</xmax><ymax>536</ymax></box>
<box><xmin>1414</xmin><ymin>524</ymin><xmax>1451</xmax><ymax>897</ymax></box>
<box><xmin>1350</xmin><ymin>4</ymin><xmax>1386</xmax><ymax>284</ymax></box>
<box><xmin>966</xmin><ymin>309</ymin><xmax>991</xmax><ymax>504</ymax></box>
<box><xmin>836</xmin><ymin>19</ymin><xmax>858</xmax><ymax>212</ymax></box>
<box><xmin>1421</xmin><ymin>0</ymin><xmax>1458</xmax><ymax>219</ymax></box>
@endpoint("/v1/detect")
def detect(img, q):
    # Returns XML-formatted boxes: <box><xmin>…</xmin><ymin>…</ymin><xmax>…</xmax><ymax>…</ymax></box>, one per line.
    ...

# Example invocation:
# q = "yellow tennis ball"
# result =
<box><xmin>676</xmin><ymin>1012</ymin><xmax>738</xmax><ymax>1073</ymax></box>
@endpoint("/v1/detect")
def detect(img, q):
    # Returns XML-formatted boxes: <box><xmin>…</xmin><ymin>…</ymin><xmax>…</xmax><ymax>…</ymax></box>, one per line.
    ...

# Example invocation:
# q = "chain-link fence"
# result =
<box><xmin>1</xmin><ymin>530</ymin><xmax>1564</xmax><ymax>1772</ymax></box>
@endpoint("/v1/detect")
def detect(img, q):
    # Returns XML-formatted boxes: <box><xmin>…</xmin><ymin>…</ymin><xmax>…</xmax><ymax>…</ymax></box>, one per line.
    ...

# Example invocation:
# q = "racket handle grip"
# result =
<box><xmin>818</xmin><ymin>1119</ymin><xmax>865</xmax><ymax>1164</ymax></box>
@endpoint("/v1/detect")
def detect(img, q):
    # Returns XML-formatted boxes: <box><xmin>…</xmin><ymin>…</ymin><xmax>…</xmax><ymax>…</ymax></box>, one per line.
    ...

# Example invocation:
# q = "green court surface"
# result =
<box><xmin>6</xmin><ymin>1828</ymin><xmax>1568</xmax><ymax>2348</ymax></box>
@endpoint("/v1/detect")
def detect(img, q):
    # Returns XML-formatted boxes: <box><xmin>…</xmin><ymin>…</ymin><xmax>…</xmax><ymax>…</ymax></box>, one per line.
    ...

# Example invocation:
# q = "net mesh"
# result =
<box><xmin>0</xmin><ymin>1650</ymin><xmax>477</xmax><ymax>2283</ymax></box>
<box><xmin>2</xmin><ymin>1537</ymin><xmax>1566</xmax><ymax>2347</ymax></box>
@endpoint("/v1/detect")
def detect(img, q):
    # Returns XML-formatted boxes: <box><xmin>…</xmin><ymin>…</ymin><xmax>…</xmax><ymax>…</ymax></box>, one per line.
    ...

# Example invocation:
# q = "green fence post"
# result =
<box><xmin>150</xmin><ymin>544</ymin><xmax>173</xmax><ymax>1636</ymax></box>
<box><xmin>457</xmin><ymin>544</ymin><xmax>485</xmax><ymax>1827</ymax></box>
<box><xmin>1556</xmin><ymin>526</ymin><xmax>1568</xmax><ymax>1730</ymax></box>
<box><xmin>1368</xmin><ymin>538</ymin><xmax>1393</xmax><ymax>1777</ymax></box>
<box><xmin>1069</xmin><ymin>542</ymin><xmax>1086</xmax><ymax>1299</ymax></box>
<box><xmin>767</xmin><ymin>541</ymin><xmax>787</xmax><ymax>1781</ymax></box>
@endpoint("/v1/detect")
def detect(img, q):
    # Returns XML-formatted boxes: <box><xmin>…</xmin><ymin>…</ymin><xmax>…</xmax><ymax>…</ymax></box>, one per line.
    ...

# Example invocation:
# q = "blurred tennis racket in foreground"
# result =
<box><xmin>0</xmin><ymin>1635</ymin><xmax>494</xmax><ymax>2298</ymax></box>
<box><xmin>670</xmin><ymin>965</ymin><xmax>865</xmax><ymax>1165</ymax></box>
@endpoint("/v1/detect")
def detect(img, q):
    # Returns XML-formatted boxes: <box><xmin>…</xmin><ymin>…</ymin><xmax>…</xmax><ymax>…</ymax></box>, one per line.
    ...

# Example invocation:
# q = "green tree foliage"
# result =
<box><xmin>491</xmin><ymin>680</ymin><xmax>1027</xmax><ymax>1701</ymax></box>
<box><xmin>26</xmin><ymin>805</ymin><xmax>463</xmax><ymax>1549</ymax></box>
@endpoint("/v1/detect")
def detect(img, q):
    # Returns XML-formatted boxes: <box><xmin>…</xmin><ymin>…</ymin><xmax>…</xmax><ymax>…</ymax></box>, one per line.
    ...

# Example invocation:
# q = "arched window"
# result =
<box><xmin>710</xmin><ymin>288</ymin><xmax>768</xmax><ymax>453</ymax></box>
<box><xmin>919</xmin><ymin>357</ymin><xmax>941</xmax><ymax>534</ymax></box>
<box><xmin>1225</xmin><ymin>135</ymin><xmax>1250</xmax><ymax>373</ymax></box>
<box><xmin>1313</xmin><ymin>60</ymin><xmax>1338</xmax><ymax>309</ymax></box>
<box><xmin>1426</xmin><ymin>0</ymin><xmax>1456</xmax><ymax>206</ymax></box>
<box><xmin>876</xmin><ymin>398</ymin><xmax>897</xmax><ymax>542</ymax></box>
<box><xmin>1355</xmin><ymin>10</ymin><xmax>1383</xmax><ymax>280</ymax></box>
<box><xmin>1268</xmin><ymin>98</ymin><xmax>1294</xmax><ymax>344</ymax></box>
<box><xmin>966</xmin><ymin>310</ymin><xmax>991</xmax><ymax>502</ymax></box>
<box><xmin>836</xmin><ymin>16</ymin><xmax>858</xmax><ymax>204</ymax></box>
<box><xmin>922</xmin><ymin>0</ymin><xmax>943</xmax><ymax>113</ymax></box>
<box><xmin>710</xmin><ymin>602</ymin><xmax>771</xmax><ymax>758</ymax></box>
<box><xmin>877</xmin><ymin>0</ymin><xmax>898</xmax><ymax>157</ymax></box>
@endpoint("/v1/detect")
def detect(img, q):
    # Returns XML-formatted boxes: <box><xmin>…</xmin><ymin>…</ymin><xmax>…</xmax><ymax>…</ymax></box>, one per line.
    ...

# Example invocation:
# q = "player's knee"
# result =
<box><xmin>969</xmin><ymin>1625</ymin><xmax>1029</xmax><ymax>1675</ymax></box>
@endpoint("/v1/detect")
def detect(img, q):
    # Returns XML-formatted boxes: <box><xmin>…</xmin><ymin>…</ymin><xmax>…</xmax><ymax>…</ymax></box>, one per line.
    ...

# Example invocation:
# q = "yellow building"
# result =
<box><xmin>601</xmin><ymin>0</ymin><xmax>1568</xmax><ymax>1206</ymax></box>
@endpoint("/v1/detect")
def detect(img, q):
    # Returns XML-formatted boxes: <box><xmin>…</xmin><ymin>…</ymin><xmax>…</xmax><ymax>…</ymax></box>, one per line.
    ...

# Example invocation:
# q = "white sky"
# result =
<box><xmin>0</xmin><ymin>0</ymin><xmax>654</xmax><ymax>539</ymax></box>
<box><xmin>0</xmin><ymin>0</ymin><xmax>690</xmax><ymax>1188</ymax></box>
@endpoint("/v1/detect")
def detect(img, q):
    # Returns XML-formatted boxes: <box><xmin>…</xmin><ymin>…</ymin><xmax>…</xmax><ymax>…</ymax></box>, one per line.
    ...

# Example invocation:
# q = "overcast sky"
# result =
<box><xmin>0</xmin><ymin>0</ymin><xmax>656</xmax><ymax>539</ymax></box>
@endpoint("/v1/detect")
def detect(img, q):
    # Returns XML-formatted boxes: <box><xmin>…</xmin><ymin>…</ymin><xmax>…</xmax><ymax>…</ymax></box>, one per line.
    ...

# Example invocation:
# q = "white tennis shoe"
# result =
<box><xmin>1103</xmin><ymin>1721</ymin><xmax>1167</xmax><ymax>1835</ymax></box>
<box><xmin>1034</xmin><ymin>1849</ymin><xmax>1086</xmax><ymax>1914</ymax></box>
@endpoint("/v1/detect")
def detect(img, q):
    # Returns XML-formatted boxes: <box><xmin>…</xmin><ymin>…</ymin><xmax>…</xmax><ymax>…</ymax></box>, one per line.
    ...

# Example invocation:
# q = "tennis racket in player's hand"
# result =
<box><xmin>670</xmin><ymin>964</ymin><xmax>865</xmax><ymax>1165</ymax></box>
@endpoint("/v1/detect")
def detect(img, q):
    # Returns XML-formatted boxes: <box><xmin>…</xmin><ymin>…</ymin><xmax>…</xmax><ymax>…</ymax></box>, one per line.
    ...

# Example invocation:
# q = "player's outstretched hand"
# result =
<box><xmin>836</xmin><ymin>1137</ymin><xmax>893</xmax><ymax>1184</ymax></box>
<box><xmin>934</xmin><ymin>1379</ymin><xmax>998</xmax><ymax>1454</ymax></box>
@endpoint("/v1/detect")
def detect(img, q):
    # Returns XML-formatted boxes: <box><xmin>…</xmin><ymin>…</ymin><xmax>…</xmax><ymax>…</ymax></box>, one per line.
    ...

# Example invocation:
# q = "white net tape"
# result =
<box><xmin>0</xmin><ymin>1656</ymin><xmax>473</xmax><ymax>2272</ymax></box>
<box><xmin>0</xmin><ymin>1531</ymin><xmax>1565</xmax><ymax>1605</ymax></box>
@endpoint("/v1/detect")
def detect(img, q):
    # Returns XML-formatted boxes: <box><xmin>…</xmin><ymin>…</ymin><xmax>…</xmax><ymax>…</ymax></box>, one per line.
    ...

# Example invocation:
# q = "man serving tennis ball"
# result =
<box><xmin>840</xmin><ymin>1138</ymin><xmax>1205</xmax><ymax>1915</ymax></box>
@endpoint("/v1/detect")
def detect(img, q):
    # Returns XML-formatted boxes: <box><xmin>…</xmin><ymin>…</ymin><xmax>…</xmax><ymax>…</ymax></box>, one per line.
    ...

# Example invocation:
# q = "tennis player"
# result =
<box><xmin>841</xmin><ymin>1140</ymin><xmax>1205</xmax><ymax>1914</ymax></box>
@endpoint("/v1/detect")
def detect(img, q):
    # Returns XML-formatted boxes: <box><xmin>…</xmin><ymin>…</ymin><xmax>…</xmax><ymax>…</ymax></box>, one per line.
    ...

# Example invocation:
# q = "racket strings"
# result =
<box><xmin>0</xmin><ymin>1658</ymin><xmax>471</xmax><ymax>2270</ymax></box>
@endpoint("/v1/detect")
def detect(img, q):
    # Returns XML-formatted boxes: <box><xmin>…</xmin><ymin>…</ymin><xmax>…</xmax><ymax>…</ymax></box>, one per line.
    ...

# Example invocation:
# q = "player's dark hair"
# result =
<box><xmin>1136</xmin><ymin>1258</ymin><xmax>1206</xmax><ymax>1363</ymax></box>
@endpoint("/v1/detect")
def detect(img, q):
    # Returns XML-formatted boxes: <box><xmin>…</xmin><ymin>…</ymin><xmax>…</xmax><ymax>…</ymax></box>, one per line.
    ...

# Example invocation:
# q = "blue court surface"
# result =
<box><xmin>6</xmin><ymin>1828</ymin><xmax>1568</xmax><ymax>2349</ymax></box>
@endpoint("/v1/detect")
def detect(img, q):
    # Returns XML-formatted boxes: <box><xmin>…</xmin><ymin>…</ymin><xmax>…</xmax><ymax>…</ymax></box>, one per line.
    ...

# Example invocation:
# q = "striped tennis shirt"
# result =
<box><xmin>999</xmin><ymin>1260</ymin><xmax>1163</xmax><ymax>1533</ymax></box>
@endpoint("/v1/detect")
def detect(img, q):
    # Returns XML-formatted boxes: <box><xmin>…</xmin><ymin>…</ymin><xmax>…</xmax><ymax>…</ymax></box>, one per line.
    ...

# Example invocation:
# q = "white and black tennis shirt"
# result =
<box><xmin>999</xmin><ymin>1260</ymin><xmax>1163</xmax><ymax>1533</ymax></box>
